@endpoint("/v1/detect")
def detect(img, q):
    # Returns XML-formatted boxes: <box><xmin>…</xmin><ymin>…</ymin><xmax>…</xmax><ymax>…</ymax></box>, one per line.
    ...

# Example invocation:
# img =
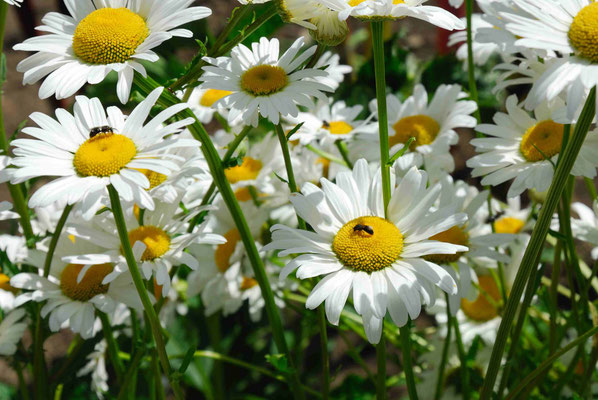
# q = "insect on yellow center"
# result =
<box><xmin>60</xmin><ymin>263</ymin><xmax>113</xmax><ymax>302</ymax></box>
<box><xmin>519</xmin><ymin>120</ymin><xmax>564</xmax><ymax>162</ymax></box>
<box><xmin>240</xmin><ymin>277</ymin><xmax>259</xmax><ymax>291</ymax></box>
<box><xmin>332</xmin><ymin>216</ymin><xmax>403</xmax><ymax>272</ymax></box>
<box><xmin>72</xmin><ymin>8</ymin><xmax>149</xmax><ymax>65</ymax></box>
<box><xmin>425</xmin><ymin>226</ymin><xmax>469</xmax><ymax>264</ymax></box>
<box><xmin>569</xmin><ymin>2</ymin><xmax>598</xmax><ymax>63</ymax></box>
<box><xmin>127</xmin><ymin>225</ymin><xmax>171</xmax><ymax>262</ymax></box>
<box><xmin>200</xmin><ymin>89</ymin><xmax>233</xmax><ymax>107</ymax></box>
<box><xmin>324</xmin><ymin>121</ymin><xmax>353</xmax><ymax>135</ymax></box>
<box><xmin>240</xmin><ymin>65</ymin><xmax>289</xmax><ymax>96</ymax></box>
<box><xmin>460</xmin><ymin>275</ymin><xmax>502</xmax><ymax>322</ymax></box>
<box><xmin>135</xmin><ymin>168</ymin><xmax>167</xmax><ymax>190</ymax></box>
<box><xmin>0</xmin><ymin>273</ymin><xmax>17</xmax><ymax>294</ymax></box>
<box><xmin>215</xmin><ymin>229</ymin><xmax>241</xmax><ymax>273</ymax></box>
<box><xmin>390</xmin><ymin>115</ymin><xmax>440</xmax><ymax>150</ymax></box>
<box><xmin>73</xmin><ymin>133</ymin><xmax>137</xmax><ymax>177</ymax></box>
<box><xmin>494</xmin><ymin>217</ymin><xmax>525</xmax><ymax>234</ymax></box>
<box><xmin>225</xmin><ymin>157</ymin><xmax>263</xmax><ymax>184</ymax></box>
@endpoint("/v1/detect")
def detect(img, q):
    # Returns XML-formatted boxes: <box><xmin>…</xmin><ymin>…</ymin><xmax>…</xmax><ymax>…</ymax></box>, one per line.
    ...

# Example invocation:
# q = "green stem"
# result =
<box><xmin>584</xmin><ymin>177</ymin><xmax>597</xmax><ymax>201</ymax></box>
<box><xmin>479</xmin><ymin>87</ymin><xmax>597</xmax><ymax>399</ymax></box>
<box><xmin>275</xmin><ymin>124</ymin><xmax>306</xmax><ymax>230</ymax></box>
<box><xmin>434</xmin><ymin>296</ymin><xmax>453</xmax><ymax>400</ymax></box>
<box><xmin>42</xmin><ymin>205</ymin><xmax>73</xmax><ymax>277</ymax></box>
<box><xmin>305</xmin><ymin>43</ymin><xmax>327</xmax><ymax>69</ymax></box>
<box><xmin>371</xmin><ymin>21</ymin><xmax>391</xmax><ymax>214</ymax></box>
<box><xmin>152</xmin><ymin>350</ymin><xmax>166</xmax><ymax>400</ymax></box>
<box><xmin>134</xmin><ymin>75</ymin><xmax>305</xmax><ymax>400</ymax></box>
<box><xmin>206</xmin><ymin>314</ymin><xmax>224</xmax><ymax>400</ymax></box>
<box><xmin>107</xmin><ymin>185</ymin><xmax>185</xmax><ymax>400</ymax></box>
<box><xmin>452</xmin><ymin>317</ymin><xmax>470</xmax><ymax>400</ymax></box>
<box><xmin>549</xmin><ymin>241</ymin><xmax>562</xmax><ymax>354</ymax></box>
<box><xmin>98</xmin><ymin>311</ymin><xmax>125</xmax><ymax>383</ymax></box>
<box><xmin>376</xmin><ymin>337</ymin><xmax>387</xmax><ymax>400</ymax></box>
<box><xmin>305</xmin><ymin>144</ymin><xmax>347</xmax><ymax>167</ymax></box>
<box><xmin>580</xmin><ymin>343</ymin><xmax>598</xmax><ymax>397</ymax></box>
<box><xmin>399</xmin><ymin>324</ymin><xmax>419</xmax><ymax>400</ymax></box>
<box><xmin>335</xmin><ymin>140</ymin><xmax>353</xmax><ymax>169</ymax></box>
<box><xmin>465</xmin><ymin>0</ymin><xmax>482</xmax><ymax>125</ymax></box>
<box><xmin>15</xmin><ymin>362</ymin><xmax>30</xmax><ymax>400</ymax></box>
<box><xmin>338</xmin><ymin>330</ymin><xmax>376</xmax><ymax>384</ymax></box>
<box><xmin>317</xmin><ymin>307</ymin><xmax>330</xmax><ymax>400</ymax></box>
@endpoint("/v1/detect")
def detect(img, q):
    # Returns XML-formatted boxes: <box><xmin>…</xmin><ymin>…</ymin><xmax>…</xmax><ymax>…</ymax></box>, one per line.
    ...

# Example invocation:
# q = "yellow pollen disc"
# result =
<box><xmin>73</xmin><ymin>133</ymin><xmax>137</xmax><ymax>177</ymax></box>
<box><xmin>332</xmin><ymin>216</ymin><xmax>403</xmax><ymax>272</ymax></box>
<box><xmin>215</xmin><ymin>229</ymin><xmax>241</xmax><ymax>273</ymax></box>
<box><xmin>519</xmin><ymin>120</ymin><xmax>564</xmax><ymax>162</ymax></box>
<box><xmin>127</xmin><ymin>225</ymin><xmax>171</xmax><ymax>262</ymax></box>
<box><xmin>60</xmin><ymin>263</ymin><xmax>113</xmax><ymax>302</ymax></box>
<box><xmin>240</xmin><ymin>277</ymin><xmax>259</xmax><ymax>291</ymax></box>
<box><xmin>200</xmin><ymin>89</ymin><xmax>232</xmax><ymax>107</ymax></box>
<box><xmin>390</xmin><ymin>115</ymin><xmax>440</xmax><ymax>150</ymax></box>
<box><xmin>460</xmin><ymin>275</ymin><xmax>501</xmax><ymax>322</ymax></box>
<box><xmin>240</xmin><ymin>65</ymin><xmax>289</xmax><ymax>96</ymax></box>
<box><xmin>494</xmin><ymin>217</ymin><xmax>525</xmax><ymax>234</ymax></box>
<box><xmin>317</xmin><ymin>157</ymin><xmax>331</xmax><ymax>178</ymax></box>
<box><xmin>225</xmin><ymin>157</ymin><xmax>263</xmax><ymax>184</ymax></box>
<box><xmin>234</xmin><ymin>187</ymin><xmax>253</xmax><ymax>202</ymax></box>
<box><xmin>72</xmin><ymin>8</ymin><xmax>148</xmax><ymax>65</ymax></box>
<box><xmin>425</xmin><ymin>226</ymin><xmax>469</xmax><ymax>264</ymax></box>
<box><xmin>0</xmin><ymin>273</ymin><xmax>17</xmax><ymax>294</ymax></box>
<box><xmin>135</xmin><ymin>168</ymin><xmax>167</xmax><ymax>190</ymax></box>
<box><xmin>569</xmin><ymin>3</ymin><xmax>598</xmax><ymax>63</ymax></box>
<box><xmin>325</xmin><ymin>121</ymin><xmax>353</xmax><ymax>135</ymax></box>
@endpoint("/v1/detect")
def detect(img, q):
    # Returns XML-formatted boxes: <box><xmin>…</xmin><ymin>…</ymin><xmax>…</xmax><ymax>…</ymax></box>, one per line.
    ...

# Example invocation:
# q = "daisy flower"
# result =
<box><xmin>467</xmin><ymin>95</ymin><xmax>598</xmax><ymax>198</ymax></box>
<box><xmin>3</xmin><ymin>0</ymin><xmax>22</xmax><ymax>6</ymax></box>
<box><xmin>8</xmin><ymin>88</ymin><xmax>195</xmax><ymax>218</ymax></box>
<box><xmin>499</xmin><ymin>0</ymin><xmax>598</xmax><ymax>118</ymax></box>
<box><xmin>491</xmin><ymin>196</ymin><xmax>532</xmax><ymax>236</ymax></box>
<box><xmin>0</xmin><ymin>267</ymin><xmax>18</xmax><ymax>311</ymax></box>
<box><xmin>14</xmin><ymin>0</ymin><xmax>212</xmax><ymax>103</ymax></box>
<box><xmin>448</xmin><ymin>14</ymin><xmax>500</xmax><ymax>67</ymax></box>
<box><xmin>184</xmin><ymin>86</ymin><xmax>233</xmax><ymax>125</ymax></box>
<box><xmin>0</xmin><ymin>308</ymin><xmax>27</xmax><ymax>356</ymax></box>
<box><xmin>308</xmin><ymin>51</ymin><xmax>352</xmax><ymax>91</ymax></box>
<box><xmin>316</xmin><ymin>0</ymin><xmax>464</xmax><ymax>30</ymax></box>
<box><xmin>200</xmin><ymin>37</ymin><xmax>333</xmax><ymax>127</ymax></box>
<box><xmin>357</xmin><ymin>84</ymin><xmax>477</xmax><ymax>181</ymax></box>
<box><xmin>0</xmin><ymin>201</ymin><xmax>18</xmax><ymax>221</ymax></box>
<box><xmin>66</xmin><ymin>198</ymin><xmax>225</xmax><ymax>297</ymax></box>
<box><xmin>77</xmin><ymin>341</ymin><xmax>109</xmax><ymax>398</ymax></box>
<box><xmin>571</xmin><ymin>200</ymin><xmax>598</xmax><ymax>260</ymax></box>
<box><xmin>264</xmin><ymin>159</ymin><xmax>468</xmax><ymax>344</ymax></box>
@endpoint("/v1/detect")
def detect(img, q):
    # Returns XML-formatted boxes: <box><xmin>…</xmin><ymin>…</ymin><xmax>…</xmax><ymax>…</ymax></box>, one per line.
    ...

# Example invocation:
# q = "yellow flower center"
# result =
<box><xmin>60</xmin><ymin>263</ymin><xmax>113</xmax><ymax>302</ymax></box>
<box><xmin>240</xmin><ymin>65</ymin><xmax>289</xmax><ymax>96</ymax></box>
<box><xmin>425</xmin><ymin>226</ymin><xmax>469</xmax><ymax>264</ymax></box>
<box><xmin>215</xmin><ymin>229</ymin><xmax>241</xmax><ymax>273</ymax></box>
<box><xmin>73</xmin><ymin>133</ymin><xmax>137</xmax><ymax>177</ymax></box>
<box><xmin>234</xmin><ymin>187</ymin><xmax>253</xmax><ymax>202</ymax></box>
<box><xmin>135</xmin><ymin>168</ymin><xmax>167</xmax><ymax>190</ymax></box>
<box><xmin>332</xmin><ymin>216</ymin><xmax>403</xmax><ymax>272</ymax></box>
<box><xmin>72</xmin><ymin>8</ymin><xmax>149</xmax><ymax>65</ymax></box>
<box><xmin>569</xmin><ymin>2</ymin><xmax>598</xmax><ymax>63</ymax></box>
<box><xmin>225</xmin><ymin>157</ymin><xmax>263</xmax><ymax>184</ymax></box>
<box><xmin>390</xmin><ymin>115</ymin><xmax>440</xmax><ymax>150</ymax></box>
<box><xmin>324</xmin><ymin>121</ymin><xmax>353</xmax><ymax>135</ymax></box>
<box><xmin>0</xmin><ymin>273</ymin><xmax>17</xmax><ymax>294</ymax></box>
<box><xmin>240</xmin><ymin>277</ymin><xmax>259</xmax><ymax>291</ymax></box>
<box><xmin>494</xmin><ymin>217</ymin><xmax>525</xmax><ymax>234</ymax></box>
<box><xmin>127</xmin><ymin>225</ymin><xmax>171</xmax><ymax>262</ymax></box>
<box><xmin>519</xmin><ymin>120</ymin><xmax>564</xmax><ymax>162</ymax></box>
<box><xmin>200</xmin><ymin>89</ymin><xmax>233</xmax><ymax>107</ymax></box>
<box><xmin>460</xmin><ymin>275</ymin><xmax>501</xmax><ymax>322</ymax></box>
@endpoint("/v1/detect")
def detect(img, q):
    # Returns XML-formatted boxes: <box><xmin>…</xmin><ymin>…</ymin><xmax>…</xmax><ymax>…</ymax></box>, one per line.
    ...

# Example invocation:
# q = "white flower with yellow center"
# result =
<box><xmin>264</xmin><ymin>159</ymin><xmax>467</xmax><ymax>344</ymax></box>
<box><xmin>571</xmin><ymin>200</ymin><xmax>598</xmax><ymax>260</ymax></box>
<box><xmin>0</xmin><ymin>308</ymin><xmax>27</xmax><ymax>356</ymax></box>
<box><xmin>0</xmin><ymin>270</ymin><xmax>18</xmax><ymax>312</ymax></box>
<box><xmin>491</xmin><ymin>196</ymin><xmax>532</xmax><ymax>237</ymax></box>
<box><xmin>184</xmin><ymin>86</ymin><xmax>234</xmax><ymax>125</ymax></box>
<box><xmin>467</xmin><ymin>95</ymin><xmax>598</xmax><ymax>198</ymax></box>
<box><xmin>200</xmin><ymin>37</ymin><xmax>333</xmax><ymax>127</ymax></box>
<box><xmin>8</xmin><ymin>88</ymin><xmax>196</xmax><ymax>219</ymax></box>
<box><xmin>14</xmin><ymin>0</ymin><xmax>211</xmax><ymax>104</ymax></box>
<box><xmin>448</xmin><ymin>14</ymin><xmax>500</xmax><ymax>68</ymax></box>
<box><xmin>65</xmin><ymin>199</ymin><xmax>225</xmax><ymax>297</ymax></box>
<box><xmin>316</xmin><ymin>0</ymin><xmax>464</xmax><ymax>30</ymax></box>
<box><xmin>357</xmin><ymin>84</ymin><xmax>477</xmax><ymax>181</ymax></box>
<box><xmin>307</xmin><ymin>51</ymin><xmax>352</xmax><ymax>91</ymax></box>
<box><xmin>499</xmin><ymin>0</ymin><xmax>598</xmax><ymax>118</ymax></box>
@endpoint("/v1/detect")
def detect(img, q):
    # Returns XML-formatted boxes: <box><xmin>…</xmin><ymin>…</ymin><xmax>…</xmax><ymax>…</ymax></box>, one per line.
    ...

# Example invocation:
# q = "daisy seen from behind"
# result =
<box><xmin>264</xmin><ymin>159</ymin><xmax>468</xmax><ymax>343</ymax></box>
<box><xmin>14</xmin><ymin>0</ymin><xmax>211</xmax><ymax>103</ymax></box>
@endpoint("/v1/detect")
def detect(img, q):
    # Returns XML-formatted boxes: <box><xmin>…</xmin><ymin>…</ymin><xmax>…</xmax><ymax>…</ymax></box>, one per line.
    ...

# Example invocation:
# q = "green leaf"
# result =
<box><xmin>286</xmin><ymin>122</ymin><xmax>304</xmax><ymax>141</ymax></box>
<box><xmin>265</xmin><ymin>354</ymin><xmax>291</xmax><ymax>374</ymax></box>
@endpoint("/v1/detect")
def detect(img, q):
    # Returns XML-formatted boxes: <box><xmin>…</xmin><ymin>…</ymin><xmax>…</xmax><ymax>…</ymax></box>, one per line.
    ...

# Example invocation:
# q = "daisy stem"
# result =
<box><xmin>376</xmin><ymin>337</ymin><xmax>387</xmax><ymax>400</ymax></box>
<box><xmin>275</xmin><ymin>123</ymin><xmax>306</xmax><ymax>230</ymax></box>
<box><xmin>107</xmin><ymin>185</ymin><xmax>185</xmax><ymax>400</ymax></box>
<box><xmin>317</xmin><ymin>307</ymin><xmax>330</xmax><ymax>400</ymax></box>
<box><xmin>465</xmin><ymin>0</ymin><xmax>482</xmax><ymax>125</ymax></box>
<box><xmin>305</xmin><ymin>43</ymin><xmax>327</xmax><ymax>69</ymax></box>
<box><xmin>479</xmin><ymin>87</ymin><xmax>597</xmax><ymax>400</ymax></box>
<box><xmin>98</xmin><ymin>311</ymin><xmax>125</xmax><ymax>383</ymax></box>
<box><xmin>305</xmin><ymin>144</ymin><xmax>347</xmax><ymax>167</ymax></box>
<box><xmin>399</xmin><ymin>324</ymin><xmax>419</xmax><ymax>400</ymax></box>
<box><xmin>434</xmin><ymin>295</ymin><xmax>453</xmax><ymax>400</ymax></box>
<box><xmin>584</xmin><ymin>177</ymin><xmax>597</xmax><ymax>201</ymax></box>
<box><xmin>371</xmin><ymin>21</ymin><xmax>392</xmax><ymax>214</ymax></box>
<box><xmin>335</xmin><ymin>140</ymin><xmax>353</xmax><ymax>169</ymax></box>
<box><xmin>451</xmin><ymin>316</ymin><xmax>470</xmax><ymax>400</ymax></box>
<box><xmin>42</xmin><ymin>204</ymin><xmax>73</xmax><ymax>277</ymax></box>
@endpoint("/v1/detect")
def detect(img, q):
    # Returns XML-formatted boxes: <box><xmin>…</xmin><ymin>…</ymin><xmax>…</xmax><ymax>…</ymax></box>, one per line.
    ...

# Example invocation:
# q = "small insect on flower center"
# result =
<box><xmin>240</xmin><ymin>277</ymin><xmax>259</xmax><ymax>291</ymax></box>
<box><xmin>135</xmin><ymin>169</ymin><xmax>167</xmax><ymax>190</ymax></box>
<box><xmin>240</xmin><ymin>65</ymin><xmax>289</xmax><ymax>96</ymax></box>
<box><xmin>200</xmin><ymin>89</ymin><xmax>233</xmax><ymax>107</ymax></box>
<box><xmin>332</xmin><ymin>216</ymin><xmax>403</xmax><ymax>272</ymax></box>
<box><xmin>519</xmin><ymin>120</ymin><xmax>564</xmax><ymax>162</ymax></box>
<box><xmin>324</xmin><ymin>121</ymin><xmax>353</xmax><ymax>135</ymax></box>
<box><xmin>460</xmin><ymin>275</ymin><xmax>502</xmax><ymax>322</ymax></box>
<box><xmin>390</xmin><ymin>115</ymin><xmax>440</xmax><ymax>150</ymax></box>
<box><xmin>60</xmin><ymin>263</ymin><xmax>113</xmax><ymax>302</ymax></box>
<box><xmin>73</xmin><ymin>133</ymin><xmax>137</xmax><ymax>177</ymax></box>
<box><xmin>425</xmin><ymin>226</ymin><xmax>469</xmax><ymax>264</ymax></box>
<box><xmin>215</xmin><ymin>229</ymin><xmax>241</xmax><ymax>273</ymax></box>
<box><xmin>127</xmin><ymin>226</ymin><xmax>171</xmax><ymax>262</ymax></box>
<box><xmin>72</xmin><ymin>8</ymin><xmax>149</xmax><ymax>65</ymax></box>
<box><xmin>225</xmin><ymin>157</ymin><xmax>263</xmax><ymax>184</ymax></box>
<box><xmin>494</xmin><ymin>217</ymin><xmax>525</xmax><ymax>234</ymax></box>
<box><xmin>569</xmin><ymin>2</ymin><xmax>598</xmax><ymax>63</ymax></box>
